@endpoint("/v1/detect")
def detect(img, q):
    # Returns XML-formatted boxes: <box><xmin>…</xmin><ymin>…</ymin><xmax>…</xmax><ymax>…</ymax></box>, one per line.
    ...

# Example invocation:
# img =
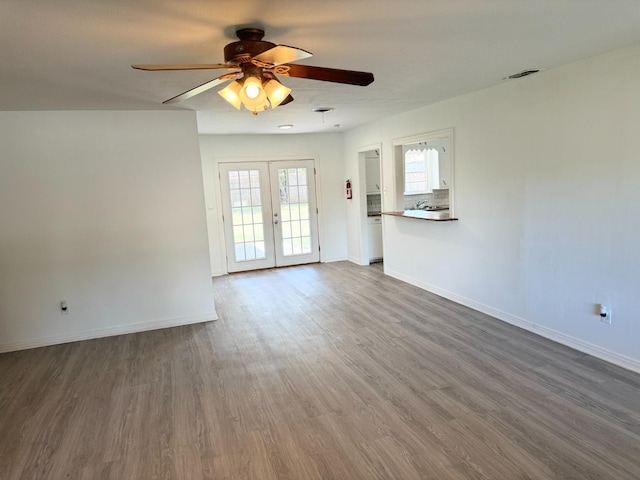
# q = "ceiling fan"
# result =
<box><xmin>132</xmin><ymin>28</ymin><xmax>374</xmax><ymax>114</ymax></box>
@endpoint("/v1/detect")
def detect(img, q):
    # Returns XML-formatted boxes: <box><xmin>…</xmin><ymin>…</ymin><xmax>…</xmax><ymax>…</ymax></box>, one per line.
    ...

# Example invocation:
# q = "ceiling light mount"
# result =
<box><xmin>224</xmin><ymin>28</ymin><xmax>275</xmax><ymax>64</ymax></box>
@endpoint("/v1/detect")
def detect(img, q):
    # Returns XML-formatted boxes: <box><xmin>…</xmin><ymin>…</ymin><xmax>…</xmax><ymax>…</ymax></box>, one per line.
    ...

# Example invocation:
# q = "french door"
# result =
<box><xmin>219</xmin><ymin>160</ymin><xmax>320</xmax><ymax>273</ymax></box>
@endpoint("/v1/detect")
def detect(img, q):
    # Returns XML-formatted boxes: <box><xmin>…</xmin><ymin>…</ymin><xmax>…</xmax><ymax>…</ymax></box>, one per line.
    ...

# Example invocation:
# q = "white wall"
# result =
<box><xmin>199</xmin><ymin>133</ymin><xmax>346</xmax><ymax>276</ymax></box>
<box><xmin>343</xmin><ymin>44</ymin><xmax>640</xmax><ymax>372</ymax></box>
<box><xmin>0</xmin><ymin>111</ymin><xmax>217</xmax><ymax>352</ymax></box>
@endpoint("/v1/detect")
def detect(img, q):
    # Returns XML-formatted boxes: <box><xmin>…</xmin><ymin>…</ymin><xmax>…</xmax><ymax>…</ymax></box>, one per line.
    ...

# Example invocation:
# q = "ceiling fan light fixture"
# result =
<box><xmin>239</xmin><ymin>76</ymin><xmax>268</xmax><ymax>113</ymax></box>
<box><xmin>218</xmin><ymin>81</ymin><xmax>242</xmax><ymax>109</ymax></box>
<box><xmin>264</xmin><ymin>79</ymin><xmax>292</xmax><ymax>108</ymax></box>
<box><xmin>243</xmin><ymin>76</ymin><xmax>262</xmax><ymax>99</ymax></box>
<box><xmin>242</xmin><ymin>90</ymin><xmax>268</xmax><ymax>110</ymax></box>
<box><xmin>245</xmin><ymin>102</ymin><xmax>269</xmax><ymax>116</ymax></box>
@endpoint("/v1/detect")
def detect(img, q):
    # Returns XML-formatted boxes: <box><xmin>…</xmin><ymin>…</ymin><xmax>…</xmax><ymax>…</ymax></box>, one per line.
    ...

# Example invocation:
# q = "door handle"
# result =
<box><xmin>274</xmin><ymin>220</ymin><xmax>279</xmax><ymax>225</ymax></box>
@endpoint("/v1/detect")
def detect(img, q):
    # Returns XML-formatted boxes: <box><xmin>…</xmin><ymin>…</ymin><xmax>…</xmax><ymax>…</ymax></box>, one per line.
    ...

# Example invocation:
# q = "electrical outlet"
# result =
<box><xmin>599</xmin><ymin>304</ymin><xmax>611</xmax><ymax>324</ymax></box>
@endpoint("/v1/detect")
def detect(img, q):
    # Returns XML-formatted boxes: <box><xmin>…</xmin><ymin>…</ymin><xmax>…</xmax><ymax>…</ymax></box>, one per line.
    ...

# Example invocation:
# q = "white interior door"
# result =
<box><xmin>219</xmin><ymin>160</ymin><xmax>319</xmax><ymax>273</ymax></box>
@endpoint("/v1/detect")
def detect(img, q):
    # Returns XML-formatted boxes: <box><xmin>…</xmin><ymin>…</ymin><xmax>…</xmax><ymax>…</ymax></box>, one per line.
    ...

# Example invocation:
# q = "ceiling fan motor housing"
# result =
<box><xmin>224</xmin><ymin>28</ymin><xmax>275</xmax><ymax>64</ymax></box>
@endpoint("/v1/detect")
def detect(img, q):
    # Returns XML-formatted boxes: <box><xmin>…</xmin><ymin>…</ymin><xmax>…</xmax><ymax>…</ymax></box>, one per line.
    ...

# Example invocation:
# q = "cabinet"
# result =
<box><xmin>438</xmin><ymin>148</ymin><xmax>451</xmax><ymax>189</ymax></box>
<box><xmin>367</xmin><ymin>216</ymin><xmax>383</xmax><ymax>262</ymax></box>
<box><xmin>365</xmin><ymin>157</ymin><xmax>381</xmax><ymax>194</ymax></box>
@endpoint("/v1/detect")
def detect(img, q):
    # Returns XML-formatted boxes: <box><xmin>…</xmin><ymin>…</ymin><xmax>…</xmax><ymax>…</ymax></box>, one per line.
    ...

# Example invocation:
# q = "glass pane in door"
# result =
<box><xmin>277</xmin><ymin>167</ymin><xmax>313</xmax><ymax>256</ymax></box>
<box><xmin>228</xmin><ymin>169</ymin><xmax>266</xmax><ymax>261</ymax></box>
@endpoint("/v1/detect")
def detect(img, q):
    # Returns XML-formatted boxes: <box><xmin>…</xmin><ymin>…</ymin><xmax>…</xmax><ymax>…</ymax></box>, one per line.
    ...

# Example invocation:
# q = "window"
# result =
<box><xmin>228</xmin><ymin>169</ymin><xmax>266</xmax><ymax>261</ymax></box>
<box><xmin>403</xmin><ymin>146</ymin><xmax>439</xmax><ymax>194</ymax></box>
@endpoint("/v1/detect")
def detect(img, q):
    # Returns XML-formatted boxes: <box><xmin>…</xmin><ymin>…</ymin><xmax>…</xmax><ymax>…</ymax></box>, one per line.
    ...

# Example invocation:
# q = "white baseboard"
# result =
<box><xmin>211</xmin><ymin>256</ymin><xmax>348</xmax><ymax>274</ymax></box>
<box><xmin>385</xmin><ymin>268</ymin><xmax>640</xmax><ymax>375</ymax></box>
<box><xmin>322</xmin><ymin>255</ymin><xmax>348</xmax><ymax>263</ymax></box>
<box><xmin>0</xmin><ymin>312</ymin><xmax>218</xmax><ymax>354</ymax></box>
<box><xmin>347</xmin><ymin>255</ymin><xmax>368</xmax><ymax>266</ymax></box>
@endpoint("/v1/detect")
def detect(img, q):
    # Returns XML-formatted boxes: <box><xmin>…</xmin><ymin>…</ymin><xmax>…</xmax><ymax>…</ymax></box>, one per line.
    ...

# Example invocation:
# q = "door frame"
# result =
<box><xmin>211</xmin><ymin>155</ymin><xmax>325</xmax><ymax>275</ymax></box>
<box><xmin>357</xmin><ymin>143</ymin><xmax>383</xmax><ymax>266</ymax></box>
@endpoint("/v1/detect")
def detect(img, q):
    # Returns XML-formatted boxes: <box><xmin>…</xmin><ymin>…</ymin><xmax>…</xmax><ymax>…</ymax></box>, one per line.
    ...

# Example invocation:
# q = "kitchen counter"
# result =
<box><xmin>382</xmin><ymin>209</ymin><xmax>458</xmax><ymax>222</ymax></box>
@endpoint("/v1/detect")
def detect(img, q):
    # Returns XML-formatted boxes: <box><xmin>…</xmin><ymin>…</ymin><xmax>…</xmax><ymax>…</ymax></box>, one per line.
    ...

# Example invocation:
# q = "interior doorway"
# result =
<box><xmin>363</xmin><ymin>148</ymin><xmax>383</xmax><ymax>264</ymax></box>
<box><xmin>219</xmin><ymin>159</ymin><xmax>320</xmax><ymax>273</ymax></box>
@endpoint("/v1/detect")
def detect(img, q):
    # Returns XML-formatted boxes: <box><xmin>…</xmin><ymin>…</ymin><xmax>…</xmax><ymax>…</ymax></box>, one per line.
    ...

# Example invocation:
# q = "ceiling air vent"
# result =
<box><xmin>312</xmin><ymin>107</ymin><xmax>335</xmax><ymax>113</ymax></box>
<box><xmin>505</xmin><ymin>69</ymin><xmax>540</xmax><ymax>80</ymax></box>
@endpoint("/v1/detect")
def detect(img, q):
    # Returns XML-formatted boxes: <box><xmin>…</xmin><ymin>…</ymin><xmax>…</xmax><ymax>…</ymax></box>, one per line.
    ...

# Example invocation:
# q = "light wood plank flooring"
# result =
<box><xmin>1</xmin><ymin>261</ymin><xmax>639</xmax><ymax>479</ymax></box>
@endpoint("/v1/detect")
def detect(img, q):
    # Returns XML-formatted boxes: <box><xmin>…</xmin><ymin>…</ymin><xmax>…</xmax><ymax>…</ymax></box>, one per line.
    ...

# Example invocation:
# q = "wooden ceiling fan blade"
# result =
<box><xmin>252</xmin><ymin>45</ymin><xmax>312</xmax><ymax>67</ymax></box>
<box><xmin>283</xmin><ymin>64</ymin><xmax>374</xmax><ymax>86</ymax></box>
<box><xmin>132</xmin><ymin>64</ymin><xmax>239</xmax><ymax>71</ymax></box>
<box><xmin>162</xmin><ymin>75</ymin><xmax>235</xmax><ymax>104</ymax></box>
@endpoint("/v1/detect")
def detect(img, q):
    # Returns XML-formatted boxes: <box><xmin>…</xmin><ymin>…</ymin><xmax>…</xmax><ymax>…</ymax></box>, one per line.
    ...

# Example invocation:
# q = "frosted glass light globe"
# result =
<box><xmin>245</xmin><ymin>84</ymin><xmax>260</xmax><ymax>99</ymax></box>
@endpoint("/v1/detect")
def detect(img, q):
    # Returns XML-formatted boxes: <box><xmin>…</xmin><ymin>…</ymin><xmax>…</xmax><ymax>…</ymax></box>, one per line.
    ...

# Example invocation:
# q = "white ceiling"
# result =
<box><xmin>2</xmin><ymin>0</ymin><xmax>640</xmax><ymax>135</ymax></box>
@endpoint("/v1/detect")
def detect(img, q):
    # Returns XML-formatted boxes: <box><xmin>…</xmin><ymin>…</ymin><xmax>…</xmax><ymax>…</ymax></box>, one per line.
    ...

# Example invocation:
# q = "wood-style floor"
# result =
<box><xmin>1</xmin><ymin>262</ymin><xmax>639</xmax><ymax>479</ymax></box>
